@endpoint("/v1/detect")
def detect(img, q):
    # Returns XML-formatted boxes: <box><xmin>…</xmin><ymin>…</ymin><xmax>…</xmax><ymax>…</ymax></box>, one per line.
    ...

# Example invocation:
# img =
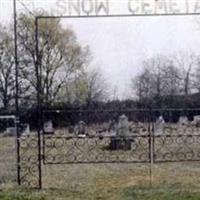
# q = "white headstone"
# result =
<box><xmin>44</xmin><ymin>120</ymin><xmax>54</xmax><ymax>134</ymax></box>
<box><xmin>192</xmin><ymin>115</ymin><xmax>200</xmax><ymax>127</ymax></box>
<box><xmin>21</xmin><ymin>124</ymin><xmax>30</xmax><ymax>135</ymax></box>
<box><xmin>178</xmin><ymin>116</ymin><xmax>188</xmax><ymax>125</ymax></box>
<box><xmin>116</xmin><ymin>115</ymin><xmax>129</xmax><ymax>136</ymax></box>
<box><xmin>155</xmin><ymin>116</ymin><xmax>165</xmax><ymax>135</ymax></box>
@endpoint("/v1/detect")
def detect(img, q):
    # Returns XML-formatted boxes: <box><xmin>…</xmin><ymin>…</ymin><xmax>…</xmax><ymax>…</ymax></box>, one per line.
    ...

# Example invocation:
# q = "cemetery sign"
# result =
<box><xmin>54</xmin><ymin>0</ymin><xmax>200</xmax><ymax>17</ymax></box>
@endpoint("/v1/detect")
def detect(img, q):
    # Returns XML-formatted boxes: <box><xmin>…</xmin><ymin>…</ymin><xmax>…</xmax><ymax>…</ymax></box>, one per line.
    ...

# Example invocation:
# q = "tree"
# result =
<box><xmin>173</xmin><ymin>53</ymin><xmax>196</xmax><ymax>96</ymax></box>
<box><xmin>84</xmin><ymin>67</ymin><xmax>108</xmax><ymax>105</ymax></box>
<box><xmin>17</xmin><ymin>12</ymin><xmax>91</xmax><ymax>106</ymax></box>
<box><xmin>132</xmin><ymin>67</ymin><xmax>153</xmax><ymax>101</ymax></box>
<box><xmin>159</xmin><ymin>59</ymin><xmax>181</xmax><ymax>99</ymax></box>
<box><xmin>144</xmin><ymin>56</ymin><xmax>164</xmax><ymax>103</ymax></box>
<box><xmin>131</xmin><ymin>53</ymin><xmax>198</xmax><ymax>108</ymax></box>
<box><xmin>131</xmin><ymin>55</ymin><xmax>183</xmax><ymax>107</ymax></box>
<box><xmin>193</xmin><ymin>57</ymin><xmax>200</xmax><ymax>94</ymax></box>
<box><xmin>0</xmin><ymin>26</ymin><xmax>15</xmax><ymax>110</ymax></box>
<box><xmin>131</xmin><ymin>55</ymin><xmax>168</xmax><ymax>105</ymax></box>
<box><xmin>58</xmin><ymin>67</ymin><xmax>108</xmax><ymax>106</ymax></box>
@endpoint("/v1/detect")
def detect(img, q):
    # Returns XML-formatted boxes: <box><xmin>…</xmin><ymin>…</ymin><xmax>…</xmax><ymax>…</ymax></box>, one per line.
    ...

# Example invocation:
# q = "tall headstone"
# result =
<box><xmin>76</xmin><ymin>121</ymin><xmax>86</xmax><ymax>136</ymax></box>
<box><xmin>155</xmin><ymin>116</ymin><xmax>165</xmax><ymax>135</ymax></box>
<box><xmin>110</xmin><ymin>115</ymin><xmax>132</xmax><ymax>150</ymax></box>
<box><xmin>21</xmin><ymin>124</ymin><xmax>30</xmax><ymax>136</ymax></box>
<box><xmin>116</xmin><ymin>115</ymin><xmax>129</xmax><ymax>136</ymax></box>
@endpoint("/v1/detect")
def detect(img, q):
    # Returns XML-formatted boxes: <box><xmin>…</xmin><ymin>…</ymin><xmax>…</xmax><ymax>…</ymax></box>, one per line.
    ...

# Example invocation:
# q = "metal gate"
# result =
<box><xmin>17</xmin><ymin>108</ymin><xmax>200</xmax><ymax>188</ymax></box>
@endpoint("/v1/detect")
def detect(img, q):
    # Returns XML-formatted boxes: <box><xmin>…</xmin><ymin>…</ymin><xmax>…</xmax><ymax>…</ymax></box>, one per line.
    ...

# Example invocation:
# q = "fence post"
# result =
<box><xmin>13</xmin><ymin>0</ymin><xmax>21</xmax><ymax>186</ymax></box>
<box><xmin>149</xmin><ymin>109</ymin><xmax>154</xmax><ymax>187</ymax></box>
<box><xmin>35</xmin><ymin>17</ymin><xmax>42</xmax><ymax>189</ymax></box>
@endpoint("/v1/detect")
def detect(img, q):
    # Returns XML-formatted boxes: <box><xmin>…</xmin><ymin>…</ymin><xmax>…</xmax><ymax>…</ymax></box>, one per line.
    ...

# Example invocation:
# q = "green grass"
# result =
<box><xmin>2</xmin><ymin>136</ymin><xmax>200</xmax><ymax>199</ymax></box>
<box><xmin>123</xmin><ymin>189</ymin><xmax>200</xmax><ymax>200</ymax></box>
<box><xmin>2</xmin><ymin>188</ymin><xmax>200</xmax><ymax>200</ymax></box>
<box><xmin>0</xmin><ymin>190</ymin><xmax>46</xmax><ymax>200</ymax></box>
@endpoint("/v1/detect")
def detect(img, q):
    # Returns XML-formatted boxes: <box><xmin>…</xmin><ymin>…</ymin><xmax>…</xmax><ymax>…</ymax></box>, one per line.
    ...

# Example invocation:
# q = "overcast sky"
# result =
<box><xmin>1</xmin><ymin>0</ymin><xmax>200</xmax><ymax>99</ymax></box>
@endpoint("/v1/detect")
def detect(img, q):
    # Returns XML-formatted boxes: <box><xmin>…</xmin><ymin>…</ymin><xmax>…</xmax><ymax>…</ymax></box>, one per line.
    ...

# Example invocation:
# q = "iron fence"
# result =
<box><xmin>14</xmin><ymin>108</ymin><xmax>200</xmax><ymax>188</ymax></box>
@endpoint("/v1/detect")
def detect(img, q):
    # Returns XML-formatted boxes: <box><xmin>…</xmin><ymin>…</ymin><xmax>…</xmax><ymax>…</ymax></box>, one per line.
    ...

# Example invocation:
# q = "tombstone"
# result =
<box><xmin>44</xmin><ymin>120</ymin><xmax>54</xmax><ymax>135</ymax></box>
<box><xmin>21</xmin><ymin>124</ymin><xmax>30</xmax><ymax>136</ymax></box>
<box><xmin>154</xmin><ymin>116</ymin><xmax>165</xmax><ymax>135</ymax></box>
<box><xmin>76</xmin><ymin>121</ymin><xmax>87</xmax><ymax>137</ymax></box>
<box><xmin>110</xmin><ymin>115</ymin><xmax>132</xmax><ymax>150</ymax></box>
<box><xmin>116</xmin><ymin>115</ymin><xmax>129</xmax><ymax>136</ymax></box>
<box><xmin>5</xmin><ymin>127</ymin><xmax>16</xmax><ymax>136</ymax></box>
<box><xmin>178</xmin><ymin>116</ymin><xmax>188</xmax><ymax>126</ymax></box>
<box><xmin>192</xmin><ymin>116</ymin><xmax>200</xmax><ymax>127</ymax></box>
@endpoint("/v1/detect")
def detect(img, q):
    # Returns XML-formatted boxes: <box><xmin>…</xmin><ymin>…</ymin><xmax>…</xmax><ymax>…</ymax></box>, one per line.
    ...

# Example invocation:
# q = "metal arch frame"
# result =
<box><xmin>34</xmin><ymin>12</ymin><xmax>200</xmax><ymax>189</ymax></box>
<box><xmin>13</xmin><ymin>0</ymin><xmax>20</xmax><ymax>187</ymax></box>
<box><xmin>12</xmin><ymin>2</ymin><xmax>200</xmax><ymax>188</ymax></box>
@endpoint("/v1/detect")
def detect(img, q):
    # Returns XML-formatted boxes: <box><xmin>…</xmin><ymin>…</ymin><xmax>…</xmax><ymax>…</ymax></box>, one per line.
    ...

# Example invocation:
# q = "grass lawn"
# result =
<box><xmin>2</xmin><ymin>188</ymin><xmax>200</xmax><ymax>200</ymax></box>
<box><xmin>2</xmin><ymin>136</ymin><xmax>200</xmax><ymax>199</ymax></box>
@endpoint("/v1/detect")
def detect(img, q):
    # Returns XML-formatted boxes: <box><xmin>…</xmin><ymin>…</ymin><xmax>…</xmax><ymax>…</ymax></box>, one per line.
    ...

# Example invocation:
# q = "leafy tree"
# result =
<box><xmin>58</xmin><ymin>67</ymin><xmax>108</xmax><ymax>106</ymax></box>
<box><xmin>84</xmin><ymin>67</ymin><xmax>108</xmax><ymax>105</ymax></box>
<box><xmin>17</xmin><ymin>12</ymin><xmax>91</xmax><ymax>106</ymax></box>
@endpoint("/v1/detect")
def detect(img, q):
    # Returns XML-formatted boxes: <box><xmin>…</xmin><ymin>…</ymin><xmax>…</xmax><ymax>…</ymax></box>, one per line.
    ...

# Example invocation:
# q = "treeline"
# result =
<box><xmin>131</xmin><ymin>54</ymin><xmax>200</xmax><ymax>108</ymax></box>
<box><xmin>1</xmin><ymin>12</ymin><xmax>200</xmax><ymax>128</ymax></box>
<box><xmin>1</xmin><ymin>97</ymin><xmax>200</xmax><ymax>129</ymax></box>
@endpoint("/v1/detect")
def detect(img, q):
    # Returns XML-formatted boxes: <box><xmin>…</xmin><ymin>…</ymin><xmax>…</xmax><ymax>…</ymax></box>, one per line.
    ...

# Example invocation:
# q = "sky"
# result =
<box><xmin>1</xmin><ymin>0</ymin><xmax>200</xmax><ymax>99</ymax></box>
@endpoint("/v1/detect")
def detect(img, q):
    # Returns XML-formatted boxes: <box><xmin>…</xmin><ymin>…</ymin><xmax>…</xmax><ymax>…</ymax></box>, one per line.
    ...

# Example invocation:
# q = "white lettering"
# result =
<box><xmin>185</xmin><ymin>0</ymin><xmax>189</xmax><ymax>13</ymax></box>
<box><xmin>194</xmin><ymin>0</ymin><xmax>200</xmax><ymax>13</ymax></box>
<box><xmin>169</xmin><ymin>0</ymin><xmax>180</xmax><ymax>13</ymax></box>
<box><xmin>154</xmin><ymin>0</ymin><xmax>168</xmax><ymax>14</ymax></box>
<box><xmin>69</xmin><ymin>0</ymin><xmax>81</xmax><ymax>15</ymax></box>
<box><xmin>82</xmin><ymin>0</ymin><xmax>94</xmax><ymax>15</ymax></box>
<box><xmin>54</xmin><ymin>0</ymin><xmax>200</xmax><ymax>16</ymax></box>
<box><xmin>95</xmin><ymin>0</ymin><xmax>109</xmax><ymax>15</ymax></box>
<box><xmin>55</xmin><ymin>0</ymin><xmax>67</xmax><ymax>15</ymax></box>
<box><xmin>128</xmin><ymin>0</ymin><xmax>140</xmax><ymax>14</ymax></box>
<box><xmin>141</xmin><ymin>0</ymin><xmax>152</xmax><ymax>14</ymax></box>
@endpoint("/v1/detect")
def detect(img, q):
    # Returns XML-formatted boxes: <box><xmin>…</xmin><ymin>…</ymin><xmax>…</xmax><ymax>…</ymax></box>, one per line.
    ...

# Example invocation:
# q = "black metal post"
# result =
<box><xmin>148</xmin><ymin>109</ymin><xmax>154</xmax><ymax>187</ymax></box>
<box><xmin>35</xmin><ymin>17</ymin><xmax>42</xmax><ymax>189</ymax></box>
<box><xmin>13</xmin><ymin>0</ymin><xmax>21</xmax><ymax>186</ymax></box>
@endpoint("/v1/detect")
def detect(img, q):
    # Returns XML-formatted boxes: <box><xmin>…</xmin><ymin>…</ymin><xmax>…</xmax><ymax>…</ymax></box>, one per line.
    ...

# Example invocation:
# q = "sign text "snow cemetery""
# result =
<box><xmin>55</xmin><ymin>0</ymin><xmax>200</xmax><ymax>16</ymax></box>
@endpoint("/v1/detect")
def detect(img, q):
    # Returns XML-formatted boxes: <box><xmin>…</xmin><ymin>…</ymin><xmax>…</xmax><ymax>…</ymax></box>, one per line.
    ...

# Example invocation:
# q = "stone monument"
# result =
<box><xmin>21</xmin><ymin>124</ymin><xmax>30</xmax><ymax>136</ymax></box>
<box><xmin>110</xmin><ymin>115</ymin><xmax>132</xmax><ymax>150</ymax></box>
<box><xmin>44</xmin><ymin>120</ymin><xmax>54</xmax><ymax>135</ymax></box>
<box><xmin>154</xmin><ymin>115</ymin><xmax>165</xmax><ymax>135</ymax></box>
<box><xmin>178</xmin><ymin>116</ymin><xmax>188</xmax><ymax>126</ymax></box>
<box><xmin>192</xmin><ymin>116</ymin><xmax>200</xmax><ymax>127</ymax></box>
<box><xmin>75</xmin><ymin>121</ymin><xmax>87</xmax><ymax>137</ymax></box>
<box><xmin>116</xmin><ymin>115</ymin><xmax>129</xmax><ymax>136</ymax></box>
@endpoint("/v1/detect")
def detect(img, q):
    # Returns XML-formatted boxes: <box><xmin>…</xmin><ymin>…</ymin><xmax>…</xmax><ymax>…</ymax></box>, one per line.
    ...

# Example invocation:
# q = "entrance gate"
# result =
<box><xmin>13</xmin><ymin>0</ymin><xmax>200</xmax><ymax>189</ymax></box>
